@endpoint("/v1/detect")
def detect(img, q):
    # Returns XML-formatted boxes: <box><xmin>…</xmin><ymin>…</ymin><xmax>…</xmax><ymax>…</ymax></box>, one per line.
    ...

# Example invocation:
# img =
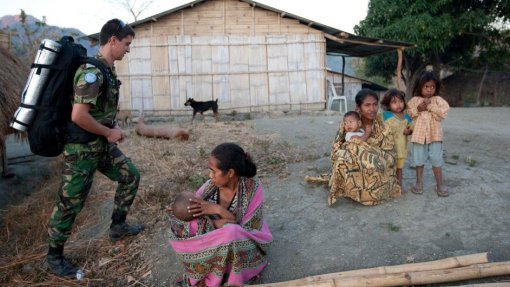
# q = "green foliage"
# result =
<box><xmin>254</xmin><ymin>139</ymin><xmax>271</xmax><ymax>153</ymax></box>
<box><xmin>199</xmin><ymin>147</ymin><xmax>206</xmax><ymax>157</ymax></box>
<box><xmin>267</xmin><ymin>157</ymin><xmax>285</xmax><ymax>165</ymax></box>
<box><xmin>385</xmin><ymin>222</ymin><xmax>400</xmax><ymax>232</ymax></box>
<box><xmin>188</xmin><ymin>174</ymin><xmax>208</xmax><ymax>189</ymax></box>
<box><xmin>18</xmin><ymin>10</ymin><xmax>47</xmax><ymax>58</ymax></box>
<box><xmin>353</xmin><ymin>58</ymin><xmax>393</xmax><ymax>86</ymax></box>
<box><xmin>464</xmin><ymin>156</ymin><xmax>477</xmax><ymax>167</ymax></box>
<box><xmin>355</xmin><ymin>0</ymin><xmax>510</xmax><ymax>84</ymax></box>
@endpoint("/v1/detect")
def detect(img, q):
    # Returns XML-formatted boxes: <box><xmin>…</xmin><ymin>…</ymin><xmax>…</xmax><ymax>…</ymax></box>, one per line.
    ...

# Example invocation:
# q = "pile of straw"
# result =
<box><xmin>0</xmin><ymin>120</ymin><xmax>307</xmax><ymax>285</ymax></box>
<box><xmin>0</xmin><ymin>46</ymin><xmax>27</xmax><ymax>151</ymax></box>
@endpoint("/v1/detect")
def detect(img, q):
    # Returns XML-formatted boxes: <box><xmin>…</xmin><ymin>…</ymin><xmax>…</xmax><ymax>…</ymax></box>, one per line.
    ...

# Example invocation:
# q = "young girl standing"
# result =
<box><xmin>407</xmin><ymin>71</ymin><xmax>450</xmax><ymax>197</ymax></box>
<box><xmin>381</xmin><ymin>89</ymin><xmax>412</xmax><ymax>191</ymax></box>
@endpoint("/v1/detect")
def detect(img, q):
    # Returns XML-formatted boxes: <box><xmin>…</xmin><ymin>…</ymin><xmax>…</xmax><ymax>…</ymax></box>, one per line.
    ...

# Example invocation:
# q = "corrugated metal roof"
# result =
<box><xmin>239</xmin><ymin>0</ymin><xmax>414</xmax><ymax>57</ymax></box>
<box><xmin>86</xmin><ymin>0</ymin><xmax>415</xmax><ymax>57</ymax></box>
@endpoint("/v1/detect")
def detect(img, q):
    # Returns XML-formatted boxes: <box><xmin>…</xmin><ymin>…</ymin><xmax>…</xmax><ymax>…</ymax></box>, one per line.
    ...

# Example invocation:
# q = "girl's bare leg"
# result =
<box><xmin>432</xmin><ymin>166</ymin><xmax>448</xmax><ymax>196</ymax></box>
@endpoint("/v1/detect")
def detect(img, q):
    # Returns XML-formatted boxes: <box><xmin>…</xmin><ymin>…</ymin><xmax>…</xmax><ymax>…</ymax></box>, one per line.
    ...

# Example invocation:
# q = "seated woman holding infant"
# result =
<box><xmin>329</xmin><ymin>89</ymin><xmax>401</xmax><ymax>206</ymax></box>
<box><xmin>168</xmin><ymin>143</ymin><xmax>272</xmax><ymax>287</ymax></box>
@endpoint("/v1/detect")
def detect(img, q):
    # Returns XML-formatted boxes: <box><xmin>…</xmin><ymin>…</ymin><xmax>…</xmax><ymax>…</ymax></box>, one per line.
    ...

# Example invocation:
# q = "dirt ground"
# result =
<box><xmin>1</xmin><ymin>107</ymin><xmax>509</xmax><ymax>286</ymax></box>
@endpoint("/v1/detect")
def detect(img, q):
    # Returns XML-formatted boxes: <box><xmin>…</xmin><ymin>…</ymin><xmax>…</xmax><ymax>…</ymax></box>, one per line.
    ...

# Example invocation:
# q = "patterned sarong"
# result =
<box><xmin>169</xmin><ymin>177</ymin><xmax>272</xmax><ymax>286</ymax></box>
<box><xmin>329</xmin><ymin>116</ymin><xmax>401</xmax><ymax>206</ymax></box>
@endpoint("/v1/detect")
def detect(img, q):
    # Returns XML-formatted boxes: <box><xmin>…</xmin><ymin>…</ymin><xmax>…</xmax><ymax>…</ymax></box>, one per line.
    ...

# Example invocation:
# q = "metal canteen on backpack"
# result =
<box><xmin>10</xmin><ymin>39</ymin><xmax>62</xmax><ymax>132</ymax></box>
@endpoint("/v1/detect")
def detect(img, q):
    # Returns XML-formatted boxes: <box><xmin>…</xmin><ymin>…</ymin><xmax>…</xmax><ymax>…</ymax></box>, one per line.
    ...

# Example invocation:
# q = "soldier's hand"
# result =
<box><xmin>113</xmin><ymin>125</ymin><xmax>125</xmax><ymax>143</ymax></box>
<box><xmin>106</xmin><ymin>128</ymin><xmax>123</xmax><ymax>143</ymax></box>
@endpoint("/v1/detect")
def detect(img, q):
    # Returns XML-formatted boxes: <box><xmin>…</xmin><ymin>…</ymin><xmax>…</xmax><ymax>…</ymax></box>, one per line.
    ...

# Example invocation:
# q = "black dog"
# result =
<box><xmin>184</xmin><ymin>98</ymin><xmax>219</xmax><ymax>123</ymax></box>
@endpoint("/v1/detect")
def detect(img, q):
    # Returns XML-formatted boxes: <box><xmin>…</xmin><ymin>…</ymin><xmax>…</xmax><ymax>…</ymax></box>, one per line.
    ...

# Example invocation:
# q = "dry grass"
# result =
<box><xmin>0</xmin><ymin>120</ymin><xmax>309</xmax><ymax>286</ymax></box>
<box><xmin>0</xmin><ymin>46</ymin><xmax>28</xmax><ymax>152</ymax></box>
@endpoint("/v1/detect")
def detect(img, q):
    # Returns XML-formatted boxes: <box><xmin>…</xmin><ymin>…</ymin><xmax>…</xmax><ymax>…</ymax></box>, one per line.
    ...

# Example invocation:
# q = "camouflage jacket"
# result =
<box><xmin>73</xmin><ymin>54</ymin><xmax>119</xmax><ymax>128</ymax></box>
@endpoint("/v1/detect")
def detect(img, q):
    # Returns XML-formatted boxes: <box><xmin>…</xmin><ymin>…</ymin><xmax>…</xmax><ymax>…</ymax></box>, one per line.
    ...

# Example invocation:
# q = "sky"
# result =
<box><xmin>1</xmin><ymin>0</ymin><xmax>369</xmax><ymax>35</ymax></box>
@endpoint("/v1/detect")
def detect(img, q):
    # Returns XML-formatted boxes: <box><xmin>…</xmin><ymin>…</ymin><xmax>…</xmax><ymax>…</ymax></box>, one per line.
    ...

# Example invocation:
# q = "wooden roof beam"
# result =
<box><xmin>324</xmin><ymin>33</ymin><xmax>409</xmax><ymax>50</ymax></box>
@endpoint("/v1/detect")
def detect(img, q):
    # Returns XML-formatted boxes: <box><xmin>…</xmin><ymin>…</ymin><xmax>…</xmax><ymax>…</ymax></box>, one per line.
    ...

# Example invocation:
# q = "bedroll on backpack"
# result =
<box><xmin>11</xmin><ymin>36</ymin><xmax>109</xmax><ymax>157</ymax></box>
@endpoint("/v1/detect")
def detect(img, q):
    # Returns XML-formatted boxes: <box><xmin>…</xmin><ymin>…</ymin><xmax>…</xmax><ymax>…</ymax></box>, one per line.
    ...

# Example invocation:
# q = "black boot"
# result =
<box><xmin>109</xmin><ymin>212</ymin><xmax>145</xmax><ymax>241</ymax></box>
<box><xmin>46</xmin><ymin>245</ymin><xmax>79</xmax><ymax>277</ymax></box>
<box><xmin>109</xmin><ymin>222</ymin><xmax>145</xmax><ymax>241</ymax></box>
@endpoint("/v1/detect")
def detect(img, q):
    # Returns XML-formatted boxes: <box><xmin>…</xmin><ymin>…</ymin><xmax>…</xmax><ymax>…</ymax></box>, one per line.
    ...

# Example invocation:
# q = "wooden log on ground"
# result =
<box><xmin>304</xmin><ymin>175</ymin><xmax>330</xmax><ymax>185</ymax></box>
<box><xmin>256</xmin><ymin>252</ymin><xmax>489</xmax><ymax>286</ymax></box>
<box><xmin>135</xmin><ymin>116</ymin><xmax>189</xmax><ymax>141</ymax></box>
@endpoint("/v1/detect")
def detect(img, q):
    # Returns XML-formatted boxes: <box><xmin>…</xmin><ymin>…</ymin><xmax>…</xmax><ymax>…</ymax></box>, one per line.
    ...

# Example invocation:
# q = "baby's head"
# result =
<box><xmin>172</xmin><ymin>191</ymin><xmax>196</xmax><ymax>221</ymax></box>
<box><xmin>343</xmin><ymin>111</ymin><xmax>362</xmax><ymax>133</ymax></box>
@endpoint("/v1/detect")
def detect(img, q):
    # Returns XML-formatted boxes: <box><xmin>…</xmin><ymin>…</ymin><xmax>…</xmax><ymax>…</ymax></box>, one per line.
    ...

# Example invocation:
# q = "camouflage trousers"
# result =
<box><xmin>48</xmin><ymin>142</ymin><xmax>140</xmax><ymax>248</ymax></box>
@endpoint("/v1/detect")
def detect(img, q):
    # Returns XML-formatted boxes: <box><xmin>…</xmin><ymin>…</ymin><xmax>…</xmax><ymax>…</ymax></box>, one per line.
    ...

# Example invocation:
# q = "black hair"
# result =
<box><xmin>211</xmin><ymin>143</ymin><xmax>257</xmax><ymax>178</ymax></box>
<box><xmin>412</xmin><ymin>70</ymin><xmax>441</xmax><ymax>98</ymax></box>
<box><xmin>343</xmin><ymin>111</ymin><xmax>361</xmax><ymax>121</ymax></box>
<box><xmin>172</xmin><ymin>191</ymin><xmax>195</xmax><ymax>221</ymax></box>
<box><xmin>381</xmin><ymin>88</ymin><xmax>407</xmax><ymax>111</ymax></box>
<box><xmin>355</xmin><ymin>88</ymin><xmax>379</xmax><ymax>107</ymax></box>
<box><xmin>99</xmin><ymin>18</ymin><xmax>135</xmax><ymax>45</ymax></box>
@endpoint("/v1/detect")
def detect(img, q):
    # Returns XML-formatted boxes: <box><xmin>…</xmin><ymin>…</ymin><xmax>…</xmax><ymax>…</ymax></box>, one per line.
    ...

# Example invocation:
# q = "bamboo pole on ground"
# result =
<box><xmin>457</xmin><ymin>283</ymin><xmax>510</xmax><ymax>287</ymax></box>
<box><xmin>330</xmin><ymin>261</ymin><xmax>510</xmax><ymax>287</ymax></box>
<box><xmin>257</xmin><ymin>261</ymin><xmax>510</xmax><ymax>287</ymax></box>
<box><xmin>255</xmin><ymin>252</ymin><xmax>489</xmax><ymax>286</ymax></box>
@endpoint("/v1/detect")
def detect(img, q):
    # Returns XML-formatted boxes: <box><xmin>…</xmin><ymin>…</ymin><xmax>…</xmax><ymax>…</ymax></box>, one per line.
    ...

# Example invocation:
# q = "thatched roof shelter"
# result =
<box><xmin>0</xmin><ymin>45</ymin><xmax>27</xmax><ymax>152</ymax></box>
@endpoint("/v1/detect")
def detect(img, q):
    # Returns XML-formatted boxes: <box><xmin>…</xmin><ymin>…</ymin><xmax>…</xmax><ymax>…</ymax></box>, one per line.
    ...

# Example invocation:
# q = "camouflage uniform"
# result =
<box><xmin>48</xmin><ymin>54</ymin><xmax>140</xmax><ymax>248</ymax></box>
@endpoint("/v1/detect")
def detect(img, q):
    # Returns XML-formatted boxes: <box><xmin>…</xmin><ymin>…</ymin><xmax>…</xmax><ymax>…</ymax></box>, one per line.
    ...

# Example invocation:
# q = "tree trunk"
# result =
<box><xmin>406</xmin><ymin>62</ymin><xmax>427</xmax><ymax>99</ymax></box>
<box><xmin>476</xmin><ymin>65</ymin><xmax>488</xmax><ymax>106</ymax></box>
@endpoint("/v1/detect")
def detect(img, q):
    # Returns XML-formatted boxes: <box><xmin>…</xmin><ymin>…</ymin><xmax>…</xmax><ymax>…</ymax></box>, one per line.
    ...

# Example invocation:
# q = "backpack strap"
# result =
<box><xmin>82</xmin><ymin>57</ymin><xmax>110</xmax><ymax>93</ymax></box>
<box><xmin>65</xmin><ymin>58</ymin><xmax>114</xmax><ymax>143</ymax></box>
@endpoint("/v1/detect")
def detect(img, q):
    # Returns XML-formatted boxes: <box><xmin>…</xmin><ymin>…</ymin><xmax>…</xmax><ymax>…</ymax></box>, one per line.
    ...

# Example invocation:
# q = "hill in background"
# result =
<box><xmin>0</xmin><ymin>14</ymin><xmax>98</xmax><ymax>60</ymax></box>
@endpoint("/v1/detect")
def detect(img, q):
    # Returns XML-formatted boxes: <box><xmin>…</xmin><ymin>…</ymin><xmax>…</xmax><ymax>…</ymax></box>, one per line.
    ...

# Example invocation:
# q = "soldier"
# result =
<box><xmin>46</xmin><ymin>19</ymin><xmax>144</xmax><ymax>277</ymax></box>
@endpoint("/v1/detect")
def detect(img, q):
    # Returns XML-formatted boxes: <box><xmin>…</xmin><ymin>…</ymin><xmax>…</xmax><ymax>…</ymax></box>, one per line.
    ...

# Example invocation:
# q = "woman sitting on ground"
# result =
<box><xmin>168</xmin><ymin>142</ymin><xmax>272</xmax><ymax>287</ymax></box>
<box><xmin>329</xmin><ymin>88</ymin><xmax>401</xmax><ymax>206</ymax></box>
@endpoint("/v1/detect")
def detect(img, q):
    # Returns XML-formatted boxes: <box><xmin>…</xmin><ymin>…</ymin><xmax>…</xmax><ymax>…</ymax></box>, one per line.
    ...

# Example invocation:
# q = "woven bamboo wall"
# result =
<box><xmin>119</xmin><ymin>0</ymin><xmax>327</xmax><ymax>114</ymax></box>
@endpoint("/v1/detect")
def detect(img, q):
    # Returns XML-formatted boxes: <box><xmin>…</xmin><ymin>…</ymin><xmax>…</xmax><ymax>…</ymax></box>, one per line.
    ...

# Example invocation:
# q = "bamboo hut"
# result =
<box><xmin>87</xmin><ymin>0</ymin><xmax>413</xmax><ymax>116</ymax></box>
<box><xmin>0</xmin><ymin>32</ymin><xmax>28</xmax><ymax>176</ymax></box>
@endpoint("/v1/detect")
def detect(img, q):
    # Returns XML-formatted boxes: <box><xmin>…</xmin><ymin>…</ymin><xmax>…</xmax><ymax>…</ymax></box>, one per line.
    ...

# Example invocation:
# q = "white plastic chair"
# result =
<box><xmin>326</xmin><ymin>79</ymin><xmax>347</xmax><ymax>114</ymax></box>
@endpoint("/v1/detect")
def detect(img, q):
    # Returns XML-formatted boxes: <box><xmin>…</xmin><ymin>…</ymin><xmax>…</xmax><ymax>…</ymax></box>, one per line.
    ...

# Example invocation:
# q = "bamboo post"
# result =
<box><xmin>395</xmin><ymin>48</ymin><xmax>403</xmax><ymax>90</ymax></box>
<box><xmin>255</xmin><ymin>252</ymin><xmax>489</xmax><ymax>286</ymax></box>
